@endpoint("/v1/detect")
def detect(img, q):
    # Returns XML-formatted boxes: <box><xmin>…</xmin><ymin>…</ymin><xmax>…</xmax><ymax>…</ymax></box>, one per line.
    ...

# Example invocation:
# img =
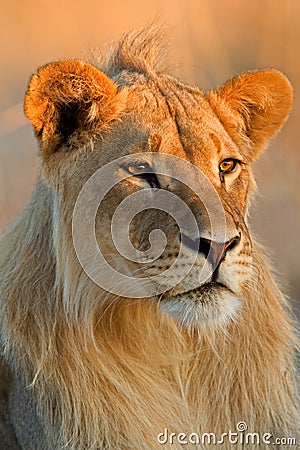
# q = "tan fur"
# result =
<box><xmin>0</xmin><ymin>28</ymin><xmax>298</xmax><ymax>449</ymax></box>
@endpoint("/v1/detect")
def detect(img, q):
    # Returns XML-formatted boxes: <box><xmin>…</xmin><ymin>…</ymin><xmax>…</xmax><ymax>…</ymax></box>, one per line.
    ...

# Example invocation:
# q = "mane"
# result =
<box><xmin>0</xmin><ymin>180</ymin><xmax>298</xmax><ymax>448</ymax></box>
<box><xmin>95</xmin><ymin>25</ymin><xmax>168</xmax><ymax>79</ymax></box>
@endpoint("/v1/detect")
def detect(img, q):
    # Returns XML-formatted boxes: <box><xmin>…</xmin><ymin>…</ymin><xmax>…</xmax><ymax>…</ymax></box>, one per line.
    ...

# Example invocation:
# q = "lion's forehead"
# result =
<box><xmin>124</xmin><ymin>75</ymin><xmax>211</xmax><ymax>123</ymax></box>
<box><xmin>121</xmin><ymin>75</ymin><xmax>240</xmax><ymax>163</ymax></box>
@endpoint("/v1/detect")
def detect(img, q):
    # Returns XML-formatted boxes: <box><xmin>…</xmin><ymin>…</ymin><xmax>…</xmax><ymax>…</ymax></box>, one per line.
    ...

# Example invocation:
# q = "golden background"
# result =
<box><xmin>0</xmin><ymin>0</ymin><xmax>299</xmax><ymax>307</ymax></box>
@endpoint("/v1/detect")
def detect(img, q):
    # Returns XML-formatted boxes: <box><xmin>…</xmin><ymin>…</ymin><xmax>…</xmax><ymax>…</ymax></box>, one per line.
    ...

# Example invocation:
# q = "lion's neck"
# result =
<box><xmin>0</xmin><ymin>179</ymin><xmax>56</xmax><ymax>363</ymax></box>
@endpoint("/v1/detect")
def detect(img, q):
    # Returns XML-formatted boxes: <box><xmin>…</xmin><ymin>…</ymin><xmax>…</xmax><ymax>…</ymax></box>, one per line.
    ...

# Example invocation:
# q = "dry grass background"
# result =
<box><xmin>0</xmin><ymin>0</ymin><xmax>299</xmax><ymax>308</ymax></box>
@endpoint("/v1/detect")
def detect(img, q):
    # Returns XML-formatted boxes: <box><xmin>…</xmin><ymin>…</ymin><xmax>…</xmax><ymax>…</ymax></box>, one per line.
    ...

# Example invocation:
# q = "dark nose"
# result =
<box><xmin>181</xmin><ymin>234</ymin><xmax>240</xmax><ymax>268</ymax></box>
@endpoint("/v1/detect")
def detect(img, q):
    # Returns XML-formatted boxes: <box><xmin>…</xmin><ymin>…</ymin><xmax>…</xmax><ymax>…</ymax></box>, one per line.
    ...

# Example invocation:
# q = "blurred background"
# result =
<box><xmin>0</xmin><ymin>0</ymin><xmax>299</xmax><ymax>310</ymax></box>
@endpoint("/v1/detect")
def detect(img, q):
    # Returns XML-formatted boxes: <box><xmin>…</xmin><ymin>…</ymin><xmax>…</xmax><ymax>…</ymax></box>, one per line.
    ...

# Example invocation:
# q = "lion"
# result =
<box><xmin>0</xmin><ymin>27</ymin><xmax>298</xmax><ymax>449</ymax></box>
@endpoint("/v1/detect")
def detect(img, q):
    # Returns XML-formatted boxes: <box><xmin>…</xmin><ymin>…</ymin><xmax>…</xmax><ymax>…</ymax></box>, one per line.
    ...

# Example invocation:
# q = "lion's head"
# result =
<box><xmin>24</xmin><ymin>30</ymin><xmax>292</xmax><ymax>332</ymax></box>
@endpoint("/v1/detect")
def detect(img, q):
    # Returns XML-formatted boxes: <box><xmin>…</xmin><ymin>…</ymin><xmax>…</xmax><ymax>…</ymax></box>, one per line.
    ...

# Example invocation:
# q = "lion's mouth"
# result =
<box><xmin>161</xmin><ymin>281</ymin><xmax>229</xmax><ymax>302</ymax></box>
<box><xmin>185</xmin><ymin>281</ymin><xmax>227</xmax><ymax>295</ymax></box>
<box><xmin>159</xmin><ymin>281</ymin><xmax>240</xmax><ymax>329</ymax></box>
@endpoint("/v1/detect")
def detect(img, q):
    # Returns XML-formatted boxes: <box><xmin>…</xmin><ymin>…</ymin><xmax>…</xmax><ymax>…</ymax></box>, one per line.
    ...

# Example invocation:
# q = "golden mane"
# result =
<box><xmin>96</xmin><ymin>25</ymin><xmax>168</xmax><ymax>77</ymax></box>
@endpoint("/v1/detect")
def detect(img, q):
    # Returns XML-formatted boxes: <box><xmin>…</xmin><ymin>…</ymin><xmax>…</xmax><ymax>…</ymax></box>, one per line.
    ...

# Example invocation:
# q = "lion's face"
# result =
<box><xmin>88</xmin><ymin>80</ymin><xmax>251</xmax><ymax>329</ymax></box>
<box><xmin>24</xmin><ymin>58</ymin><xmax>292</xmax><ymax>330</ymax></box>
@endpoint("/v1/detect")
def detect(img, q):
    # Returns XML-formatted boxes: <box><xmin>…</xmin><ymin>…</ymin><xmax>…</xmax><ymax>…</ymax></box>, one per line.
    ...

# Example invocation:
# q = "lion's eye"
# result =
<box><xmin>127</xmin><ymin>162</ymin><xmax>152</xmax><ymax>175</ymax></box>
<box><xmin>125</xmin><ymin>162</ymin><xmax>160</xmax><ymax>188</ymax></box>
<box><xmin>219</xmin><ymin>159</ymin><xmax>238</xmax><ymax>175</ymax></box>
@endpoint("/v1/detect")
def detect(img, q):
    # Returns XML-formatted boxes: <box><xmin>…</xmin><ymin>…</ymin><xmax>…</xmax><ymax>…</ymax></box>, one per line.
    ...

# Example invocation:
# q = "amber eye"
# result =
<box><xmin>219</xmin><ymin>158</ymin><xmax>238</xmax><ymax>174</ymax></box>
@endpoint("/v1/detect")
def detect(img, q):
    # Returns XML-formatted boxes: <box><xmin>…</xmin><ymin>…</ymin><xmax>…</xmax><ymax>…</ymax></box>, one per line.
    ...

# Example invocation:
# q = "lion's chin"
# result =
<box><xmin>159</xmin><ymin>282</ymin><xmax>241</xmax><ymax>331</ymax></box>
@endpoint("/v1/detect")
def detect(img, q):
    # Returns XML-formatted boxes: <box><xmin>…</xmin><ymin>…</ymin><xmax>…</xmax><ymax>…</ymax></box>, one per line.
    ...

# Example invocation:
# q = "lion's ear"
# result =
<box><xmin>206</xmin><ymin>70</ymin><xmax>293</xmax><ymax>161</ymax></box>
<box><xmin>24</xmin><ymin>60</ymin><xmax>124</xmax><ymax>158</ymax></box>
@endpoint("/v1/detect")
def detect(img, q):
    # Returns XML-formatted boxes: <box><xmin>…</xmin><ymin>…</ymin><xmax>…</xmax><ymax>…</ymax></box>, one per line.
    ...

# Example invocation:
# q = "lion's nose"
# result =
<box><xmin>181</xmin><ymin>234</ymin><xmax>241</xmax><ymax>268</ymax></box>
